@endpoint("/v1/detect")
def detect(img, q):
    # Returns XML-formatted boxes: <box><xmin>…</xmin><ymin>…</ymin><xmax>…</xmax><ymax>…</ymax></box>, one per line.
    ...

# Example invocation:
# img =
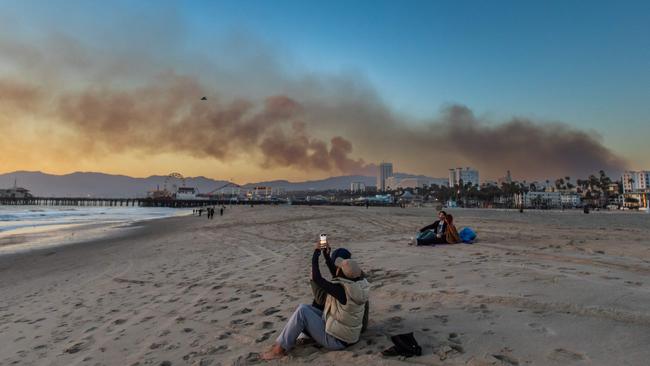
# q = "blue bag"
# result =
<box><xmin>459</xmin><ymin>227</ymin><xmax>477</xmax><ymax>244</ymax></box>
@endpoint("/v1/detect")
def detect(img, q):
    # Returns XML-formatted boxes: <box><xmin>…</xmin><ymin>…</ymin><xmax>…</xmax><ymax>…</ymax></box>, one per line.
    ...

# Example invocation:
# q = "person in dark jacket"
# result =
<box><xmin>416</xmin><ymin>210</ymin><xmax>448</xmax><ymax>245</ymax></box>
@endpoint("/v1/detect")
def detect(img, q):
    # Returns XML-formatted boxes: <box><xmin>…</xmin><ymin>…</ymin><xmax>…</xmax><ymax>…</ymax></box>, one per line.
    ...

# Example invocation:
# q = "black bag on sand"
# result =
<box><xmin>381</xmin><ymin>332</ymin><xmax>422</xmax><ymax>357</ymax></box>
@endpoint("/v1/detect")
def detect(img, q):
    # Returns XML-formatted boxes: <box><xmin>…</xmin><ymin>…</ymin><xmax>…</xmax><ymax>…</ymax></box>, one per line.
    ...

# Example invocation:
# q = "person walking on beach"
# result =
<box><xmin>220</xmin><ymin>206</ymin><xmax>224</xmax><ymax>216</ymax></box>
<box><xmin>261</xmin><ymin>242</ymin><xmax>370</xmax><ymax>360</ymax></box>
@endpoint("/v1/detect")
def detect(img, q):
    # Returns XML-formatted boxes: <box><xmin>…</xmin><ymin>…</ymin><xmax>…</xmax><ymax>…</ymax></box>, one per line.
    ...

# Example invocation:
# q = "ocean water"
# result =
<box><xmin>0</xmin><ymin>205</ymin><xmax>190</xmax><ymax>254</ymax></box>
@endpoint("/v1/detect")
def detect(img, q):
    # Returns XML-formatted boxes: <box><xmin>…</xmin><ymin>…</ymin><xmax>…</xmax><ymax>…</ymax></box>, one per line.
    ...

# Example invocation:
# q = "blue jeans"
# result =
<box><xmin>276</xmin><ymin>304</ymin><xmax>347</xmax><ymax>351</ymax></box>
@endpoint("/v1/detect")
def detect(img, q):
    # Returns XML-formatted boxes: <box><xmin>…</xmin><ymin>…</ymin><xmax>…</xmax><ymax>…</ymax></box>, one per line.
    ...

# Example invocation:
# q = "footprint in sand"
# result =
<box><xmin>63</xmin><ymin>339</ymin><xmax>92</xmax><ymax>354</ymax></box>
<box><xmin>262</xmin><ymin>307</ymin><xmax>280</xmax><ymax>316</ymax></box>
<box><xmin>233</xmin><ymin>308</ymin><xmax>252</xmax><ymax>315</ymax></box>
<box><xmin>492</xmin><ymin>353</ymin><xmax>519</xmax><ymax>365</ymax></box>
<box><xmin>527</xmin><ymin>322</ymin><xmax>554</xmax><ymax>335</ymax></box>
<box><xmin>388</xmin><ymin>304</ymin><xmax>402</xmax><ymax>312</ymax></box>
<box><xmin>255</xmin><ymin>330</ymin><xmax>277</xmax><ymax>343</ymax></box>
<box><xmin>548</xmin><ymin>348</ymin><xmax>586</xmax><ymax>362</ymax></box>
<box><xmin>259</xmin><ymin>321</ymin><xmax>274</xmax><ymax>330</ymax></box>
<box><xmin>233</xmin><ymin>352</ymin><xmax>261</xmax><ymax>365</ymax></box>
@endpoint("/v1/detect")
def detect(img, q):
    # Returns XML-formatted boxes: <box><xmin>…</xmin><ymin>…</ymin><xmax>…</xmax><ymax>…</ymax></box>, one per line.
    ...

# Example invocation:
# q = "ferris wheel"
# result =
<box><xmin>163</xmin><ymin>172</ymin><xmax>186</xmax><ymax>193</ymax></box>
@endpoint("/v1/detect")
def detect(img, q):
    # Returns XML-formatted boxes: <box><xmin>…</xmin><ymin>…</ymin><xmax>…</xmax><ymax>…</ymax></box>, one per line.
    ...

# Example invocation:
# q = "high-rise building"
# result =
<box><xmin>377</xmin><ymin>162</ymin><xmax>393</xmax><ymax>191</ymax></box>
<box><xmin>622</xmin><ymin>170</ymin><xmax>650</xmax><ymax>193</ymax></box>
<box><xmin>448</xmin><ymin>167</ymin><xmax>479</xmax><ymax>187</ymax></box>
<box><xmin>350</xmin><ymin>182</ymin><xmax>366</xmax><ymax>193</ymax></box>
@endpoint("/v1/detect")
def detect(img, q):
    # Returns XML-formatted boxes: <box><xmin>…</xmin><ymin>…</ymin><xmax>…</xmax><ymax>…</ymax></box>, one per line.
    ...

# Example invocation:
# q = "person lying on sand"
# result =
<box><xmin>310</xmin><ymin>246</ymin><xmax>369</xmax><ymax>333</ymax></box>
<box><xmin>261</xmin><ymin>242</ymin><xmax>370</xmax><ymax>360</ymax></box>
<box><xmin>414</xmin><ymin>210</ymin><xmax>448</xmax><ymax>245</ymax></box>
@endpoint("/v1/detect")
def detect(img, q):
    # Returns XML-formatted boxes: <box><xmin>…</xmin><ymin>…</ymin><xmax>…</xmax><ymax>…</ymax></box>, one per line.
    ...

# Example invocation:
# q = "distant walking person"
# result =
<box><xmin>220</xmin><ymin>207</ymin><xmax>224</xmax><ymax>216</ymax></box>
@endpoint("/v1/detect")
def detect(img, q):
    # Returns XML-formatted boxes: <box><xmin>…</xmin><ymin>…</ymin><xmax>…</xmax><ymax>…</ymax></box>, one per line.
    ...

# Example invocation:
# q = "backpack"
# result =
<box><xmin>459</xmin><ymin>227</ymin><xmax>477</xmax><ymax>244</ymax></box>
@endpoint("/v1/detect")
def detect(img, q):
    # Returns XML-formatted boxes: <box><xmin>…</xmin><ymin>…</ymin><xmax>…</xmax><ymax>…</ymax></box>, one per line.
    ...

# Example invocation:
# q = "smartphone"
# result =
<box><xmin>319</xmin><ymin>234</ymin><xmax>328</xmax><ymax>249</ymax></box>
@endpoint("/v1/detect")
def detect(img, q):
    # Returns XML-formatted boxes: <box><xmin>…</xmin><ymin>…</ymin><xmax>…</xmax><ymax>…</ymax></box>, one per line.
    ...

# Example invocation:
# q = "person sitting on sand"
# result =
<box><xmin>310</xmin><ymin>246</ymin><xmax>369</xmax><ymax>333</ymax></box>
<box><xmin>444</xmin><ymin>214</ymin><xmax>461</xmax><ymax>244</ymax></box>
<box><xmin>261</xmin><ymin>242</ymin><xmax>370</xmax><ymax>360</ymax></box>
<box><xmin>415</xmin><ymin>210</ymin><xmax>448</xmax><ymax>245</ymax></box>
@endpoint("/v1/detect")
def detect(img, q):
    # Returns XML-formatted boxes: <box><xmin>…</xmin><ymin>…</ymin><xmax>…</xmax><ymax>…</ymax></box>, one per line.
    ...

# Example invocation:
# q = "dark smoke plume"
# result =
<box><xmin>0</xmin><ymin>26</ymin><xmax>627</xmax><ymax>179</ymax></box>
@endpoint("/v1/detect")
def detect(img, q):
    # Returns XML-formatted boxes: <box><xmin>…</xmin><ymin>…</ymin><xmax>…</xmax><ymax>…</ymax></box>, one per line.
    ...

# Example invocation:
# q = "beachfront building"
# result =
<box><xmin>622</xmin><ymin>170</ymin><xmax>650</xmax><ymax>193</ymax></box>
<box><xmin>385</xmin><ymin>176</ymin><xmax>447</xmax><ymax>190</ymax></box>
<box><xmin>377</xmin><ymin>162</ymin><xmax>393</xmax><ymax>192</ymax></box>
<box><xmin>175</xmin><ymin>186</ymin><xmax>200</xmax><ymax>200</ymax></box>
<box><xmin>212</xmin><ymin>185</ymin><xmax>242</xmax><ymax>197</ymax></box>
<box><xmin>449</xmin><ymin>167</ymin><xmax>479</xmax><ymax>187</ymax></box>
<box><xmin>560</xmin><ymin>192</ymin><xmax>582</xmax><ymax>208</ymax></box>
<box><xmin>385</xmin><ymin>176</ymin><xmax>400</xmax><ymax>190</ymax></box>
<box><xmin>515</xmin><ymin>191</ymin><xmax>562</xmax><ymax>208</ymax></box>
<box><xmin>0</xmin><ymin>180</ymin><xmax>32</xmax><ymax>198</ymax></box>
<box><xmin>350</xmin><ymin>182</ymin><xmax>366</xmax><ymax>193</ymax></box>
<box><xmin>248</xmin><ymin>186</ymin><xmax>273</xmax><ymax>199</ymax></box>
<box><xmin>497</xmin><ymin>170</ymin><xmax>513</xmax><ymax>186</ymax></box>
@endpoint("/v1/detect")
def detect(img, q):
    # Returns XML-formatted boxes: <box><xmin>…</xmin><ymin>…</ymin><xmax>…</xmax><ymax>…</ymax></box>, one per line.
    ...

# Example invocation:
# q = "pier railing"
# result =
<box><xmin>0</xmin><ymin>197</ymin><xmax>286</xmax><ymax>207</ymax></box>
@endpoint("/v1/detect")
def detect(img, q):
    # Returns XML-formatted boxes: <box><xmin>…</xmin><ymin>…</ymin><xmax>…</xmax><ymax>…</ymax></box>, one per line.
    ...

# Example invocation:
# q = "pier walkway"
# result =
<box><xmin>0</xmin><ymin>197</ymin><xmax>286</xmax><ymax>207</ymax></box>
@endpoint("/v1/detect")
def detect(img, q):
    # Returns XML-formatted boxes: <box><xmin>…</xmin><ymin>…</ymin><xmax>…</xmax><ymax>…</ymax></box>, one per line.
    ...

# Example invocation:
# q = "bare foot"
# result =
<box><xmin>261</xmin><ymin>344</ymin><xmax>286</xmax><ymax>360</ymax></box>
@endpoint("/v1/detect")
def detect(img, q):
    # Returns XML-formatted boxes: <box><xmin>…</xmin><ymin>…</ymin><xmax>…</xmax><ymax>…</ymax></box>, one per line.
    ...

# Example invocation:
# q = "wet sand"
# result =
<box><xmin>1</xmin><ymin>206</ymin><xmax>649</xmax><ymax>366</ymax></box>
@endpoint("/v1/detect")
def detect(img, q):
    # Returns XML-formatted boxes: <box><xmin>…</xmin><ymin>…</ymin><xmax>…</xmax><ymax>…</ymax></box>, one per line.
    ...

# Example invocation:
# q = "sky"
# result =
<box><xmin>1</xmin><ymin>0</ymin><xmax>648</xmax><ymax>183</ymax></box>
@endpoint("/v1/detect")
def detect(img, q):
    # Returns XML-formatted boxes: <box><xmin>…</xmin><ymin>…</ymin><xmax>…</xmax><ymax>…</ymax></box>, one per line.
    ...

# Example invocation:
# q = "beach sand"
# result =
<box><xmin>1</xmin><ymin>206</ymin><xmax>649</xmax><ymax>366</ymax></box>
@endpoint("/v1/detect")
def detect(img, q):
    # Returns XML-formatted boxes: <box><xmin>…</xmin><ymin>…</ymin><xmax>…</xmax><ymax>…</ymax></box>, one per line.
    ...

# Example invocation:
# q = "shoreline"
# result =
<box><xmin>0</xmin><ymin>214</ymin><xmax>190</xmax><ymax>263</ymax></box>
<box><xmin>0</xmin><ymin>207</ymin><xmax>192</xmax><ymax>256</ymax></box>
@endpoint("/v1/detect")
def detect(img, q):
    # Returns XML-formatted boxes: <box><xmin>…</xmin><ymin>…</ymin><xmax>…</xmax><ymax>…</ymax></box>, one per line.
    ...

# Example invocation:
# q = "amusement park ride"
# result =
<box><xmin>147</xmin><ymin>173</ymin><xmax>241</xmax><ymax>200</ymax></box>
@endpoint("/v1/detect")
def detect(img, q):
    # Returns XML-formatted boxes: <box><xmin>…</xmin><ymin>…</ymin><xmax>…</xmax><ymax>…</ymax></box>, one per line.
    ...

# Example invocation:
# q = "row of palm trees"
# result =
<box><xmin>394</xmin><ymin>170</ymin><xmax>620</xmax><ymax>208</ymax></box>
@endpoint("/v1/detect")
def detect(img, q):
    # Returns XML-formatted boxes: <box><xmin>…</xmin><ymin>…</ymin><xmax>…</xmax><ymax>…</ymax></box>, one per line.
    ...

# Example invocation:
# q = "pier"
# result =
<box><xmin>0</xmin><ymin>197</ymin><xmax>287</xmax><ymax>207</ymax></box>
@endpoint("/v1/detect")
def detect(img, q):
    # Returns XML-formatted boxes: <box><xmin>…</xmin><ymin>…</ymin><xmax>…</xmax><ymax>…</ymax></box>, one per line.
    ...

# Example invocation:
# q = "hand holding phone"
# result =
<box><xmin>319</xmin><ymin>234</ymin><xmax>328</xmax><ymax>249</ymax></box>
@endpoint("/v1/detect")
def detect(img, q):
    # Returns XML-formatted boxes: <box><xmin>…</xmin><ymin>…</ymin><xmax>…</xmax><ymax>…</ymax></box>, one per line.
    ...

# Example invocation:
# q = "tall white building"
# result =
<box><xmin>377</xmin><ymin>162</ymin><xmax>393</xmax><ymax>192</ymax></box>
<box><xmin>623</xmin><ymin>171</ymin><xmax>650</xmax><ymax>193</ymax></box>
<box><xmin>449</xmin><ymin>167</ymin><xmax>479</xmax><ymax>187</ymax></box>
<box><xmin>350</xmin><ymin>182</ymin><xmax>366</xmax><ymax>193</ymax></box>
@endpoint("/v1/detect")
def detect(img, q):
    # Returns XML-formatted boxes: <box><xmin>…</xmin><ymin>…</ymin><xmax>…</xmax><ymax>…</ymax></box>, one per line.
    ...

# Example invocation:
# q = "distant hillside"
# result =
<box><xmin>0</xmin><ymin>171</ymin><xmax>447</xmax><ymax>197</ymax></box>
<box><xmin>0</xmin><ymin>171</ymin><xmax>229</xmax><ymax>198</ymax></box>
<box><xmin>242</xmin><ymin>175</ymin><xmax>377</xmax><ymax>191</ymax></box>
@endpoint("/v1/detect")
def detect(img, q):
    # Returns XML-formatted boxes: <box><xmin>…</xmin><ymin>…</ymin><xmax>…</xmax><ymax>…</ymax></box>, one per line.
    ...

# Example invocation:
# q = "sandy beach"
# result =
<box><xmin>1</xmin><ymin>205</ymin><xmax>649</xmax><ymax>366</ymax></box>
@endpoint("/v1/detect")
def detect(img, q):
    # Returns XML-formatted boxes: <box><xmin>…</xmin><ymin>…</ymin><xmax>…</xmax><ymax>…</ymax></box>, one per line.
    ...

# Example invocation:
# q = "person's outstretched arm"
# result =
<box><xmin>419</xmin><ymin>220</ymin><xmax>439</xmax><ymax>232</ymax></box>
<box><xmin>323</xmin><ymin>248</ymin><xmax>337</xmax><ymax>277</ymax></box>
<box><xmin>312</xmin><ymin>249</ymin><xmax>347</xmax><ymax>305</ymax></box>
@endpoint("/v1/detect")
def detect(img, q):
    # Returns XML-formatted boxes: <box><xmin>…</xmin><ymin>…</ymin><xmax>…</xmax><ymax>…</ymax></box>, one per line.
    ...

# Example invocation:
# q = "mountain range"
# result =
<box><xmin>0</xmin><ymin>171</ymin><xmax>445</xmax><ymax>197</ymax></box>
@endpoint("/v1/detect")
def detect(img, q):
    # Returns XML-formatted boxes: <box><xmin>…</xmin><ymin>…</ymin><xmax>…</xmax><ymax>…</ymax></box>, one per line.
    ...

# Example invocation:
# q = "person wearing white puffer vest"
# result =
<box><xmin>261</xmin><ymin>241</ymin><xmax>370</xmax><ymax>360</ymax></box>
